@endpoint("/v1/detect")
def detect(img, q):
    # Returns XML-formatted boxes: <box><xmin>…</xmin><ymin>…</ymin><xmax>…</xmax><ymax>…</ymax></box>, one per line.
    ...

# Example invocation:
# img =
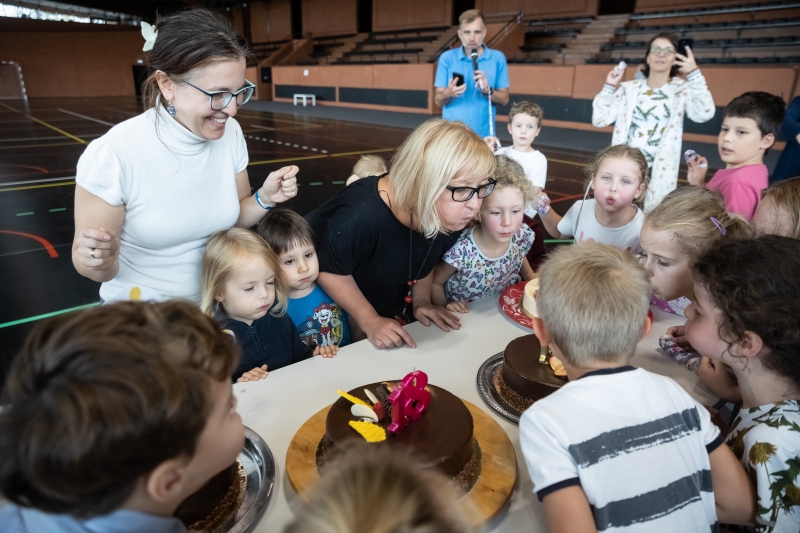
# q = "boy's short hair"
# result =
<box><xmin>257</xmin><ymin>207</ymin><xmax>317</xmax><ymax>256</ymax></box>
<box><xmin>537</xmin><ymin>243</ymin><xmax>651</xmax><ymax>366</ymax></box>
<box><xmin>723</xmin><ymin>91</ymin><xmax>785</xmax><ymax>137</ymax></box>
<box><xmin>352</xmin><ymin>155</ymin><xmax>388</xmax><ymax>179</ymax></box>
<box><xmin>0</xmin><ymin>301</ymin><xmax>239</xmax><ymax>518</ymax></box>
<box><xmin>492</xmin><ymin>155</ymin><xmax>534</xmax><ymax>204</ymax></box>
<box><xmin>508</xmin><ymin>101</ymin><xmax>543</xmax><ymax>127</ymax></box>
<box><xmin>458</xmin><ymin>9</ymin><xmax>485</xmax><ymax>26</ymax></box>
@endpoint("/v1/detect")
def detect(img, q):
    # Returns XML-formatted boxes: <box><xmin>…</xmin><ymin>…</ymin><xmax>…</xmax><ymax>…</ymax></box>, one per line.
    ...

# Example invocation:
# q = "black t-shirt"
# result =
<box><xmin>306</xmin><ymin>176</ymin><xmax>461</xmax><ymax>319</ymax></box>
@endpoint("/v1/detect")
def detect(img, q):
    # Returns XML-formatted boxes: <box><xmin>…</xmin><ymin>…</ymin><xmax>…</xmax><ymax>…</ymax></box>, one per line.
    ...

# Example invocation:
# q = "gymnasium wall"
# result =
<box><xmin>476</xmin><ymin>0</ymin><xmax>599</xmax><ymax>18</ymax></box>
<box><xmin>0</xmin><ymin>27</ymin><xmax>144</xmax><ymax>99</ymax></box>
<box><xmin>250</xmin><ymin>0</ymin><xmax>292</xmax><ymax>43</ymax></box>
<box><xmin>303</xmin><ymin>0</ymin><xmax>358</xmax><ymax>37</ymax></box>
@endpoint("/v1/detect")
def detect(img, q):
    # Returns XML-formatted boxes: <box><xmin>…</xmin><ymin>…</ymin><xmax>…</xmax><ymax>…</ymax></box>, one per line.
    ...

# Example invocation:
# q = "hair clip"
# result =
<box><xmin>141</xmin><ymin>22</ymin><xmax>157</xmax><ymax>52</ymax></box>
<box><xmin>710</xmin><ymin>216</ymin><xmax>726</xmax><ymax>236</ymax></box>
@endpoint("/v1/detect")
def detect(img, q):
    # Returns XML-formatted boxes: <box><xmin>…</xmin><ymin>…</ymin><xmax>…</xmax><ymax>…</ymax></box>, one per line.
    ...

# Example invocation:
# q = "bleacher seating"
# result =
<box><xmin>336</xmin><ymin>26</ymin><xmax>450</xmax><ymax>65</ymax></box>
<box><xmin>629</xmin><ymin>1</ymin><xmax>800</xmax><ymax>21</ymax></box>
<box><xmin>251</xmin><ymin>40</ymin><xmax>289</xmax><ymax>60</ymax></box>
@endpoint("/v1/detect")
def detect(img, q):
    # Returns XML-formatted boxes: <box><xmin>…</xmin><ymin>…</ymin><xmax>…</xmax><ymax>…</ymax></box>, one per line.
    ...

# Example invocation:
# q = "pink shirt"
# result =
<box><xmin>706</xmin><ymin>164</ymin><xmax>768</xmax><ymax>221</ymax></box>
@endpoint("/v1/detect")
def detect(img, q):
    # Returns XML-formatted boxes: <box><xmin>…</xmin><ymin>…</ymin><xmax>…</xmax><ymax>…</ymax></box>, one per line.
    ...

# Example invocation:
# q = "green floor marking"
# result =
<box><xmin>0</xmin><ymin>302</ymin><xmax>101</xmax><ymax>329</ymax></box>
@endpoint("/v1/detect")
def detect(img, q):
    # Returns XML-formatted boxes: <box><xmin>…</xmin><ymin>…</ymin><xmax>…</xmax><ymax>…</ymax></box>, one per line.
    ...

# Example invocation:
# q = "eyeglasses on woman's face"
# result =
<box><xmin>445</xmin><ymin>178</ymin><xmax>496</xmax><ymax>202</ymax></box>
<box><xmin>649</xmin><ymin>46</ymin><xmax>675</xmax><ymax>56</ymax></box>
<box><xmin>184</xmin><ymin>80</ymin><xmax>256</xmax><ymax>110</ymax></box>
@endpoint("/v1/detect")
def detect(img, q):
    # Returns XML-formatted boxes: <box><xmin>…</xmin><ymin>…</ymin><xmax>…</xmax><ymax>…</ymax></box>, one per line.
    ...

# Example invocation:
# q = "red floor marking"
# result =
<box><xmin>0</xmin><ymin>230</ymin><xmax>59</xmax><ymax>258</ymax></box>
<box><xmin>6</xmin><ymin>164</ymin><xmax>50</xmax><ymax>174</ymax></box>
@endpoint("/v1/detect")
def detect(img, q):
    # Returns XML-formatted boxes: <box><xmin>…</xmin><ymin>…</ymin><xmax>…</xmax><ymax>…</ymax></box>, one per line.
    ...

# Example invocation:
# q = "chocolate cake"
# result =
<box><xmin>323</xmin><ymin>382</ymin><xmax>477</xmax><ymax>484</ymax></box>
<box><xmin>174</xmin><ymin>461</ymin><xmax>246</xmax><ymax>532</ymax></box>
<box><xmin>495</xmin><ymin>335</ymin><xmax>566</xmax><ymax>412</ymax></box>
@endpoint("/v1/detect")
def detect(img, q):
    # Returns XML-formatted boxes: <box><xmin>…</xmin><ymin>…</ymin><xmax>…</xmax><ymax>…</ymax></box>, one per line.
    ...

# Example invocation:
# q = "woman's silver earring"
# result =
<box><xmin>167</xmin><ymin>101</ymin><xmax>176</xmax><ymax>116</ymax></box>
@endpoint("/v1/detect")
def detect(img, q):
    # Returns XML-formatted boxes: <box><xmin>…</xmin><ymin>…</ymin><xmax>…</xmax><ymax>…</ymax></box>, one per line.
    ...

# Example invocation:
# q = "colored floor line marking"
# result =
<box><xmin>0</xmin><ymin>180</ymin><xmax>76</xmax><ymax>193</ymax></box>
<box><xmin>332</xmin><ymin>181</ymin><xmax>345</xmax><ymax>185</ymax></box>
<box><xmin>248</xmin><ymin>154</ymin><xmax>328</xmax><ymax>166</ymax></box>
<box><xmin>330</xmin><ymin>148</ymin><xmax>394</xmax><ymax>158</ymax></box>
<box><xmin>0</xmin><ymin>141</ymin><xmax>83</xmax><ymax>150</ymax></box>
<box><xmin>0</xmin><ymin>230</ymin><xmax>59</xmax><ymax>258</ymax></box>
<box><xmin>16</xmin><ymin>212</ymin><xmax>33</xmax><ymax>216</ymax></box>
<box><xmin>2</xmin><ymin>176</ymin><xmax>76</xmax><ymax>187</ymax></box>
<box><xmin>57</xmin><ymin>108</ymin><xmax>116</xmax><ymax>126</ymax></box>
<box><xmin>0</xmin><ymin>101</ymin><xmax>86</xmax><ymax>144</ymax></box>
<box><xmin>309</xmin><ymin>182</ymin><xmax>323</xmax><ymax>186</ymax></box>
<box><xmin>0</xmin><ymin>302</ymin><xmax>100</xmax><ymax>329</ymax></box>
<box><xmin>543</xmin><ymin>239</ymin><xmax>574</xmax><ymax>244</ymax></box>
<box><xmin>49</xmin><ymin>207</ymin><xmax>66</xmax><ymax>212</ymax></box>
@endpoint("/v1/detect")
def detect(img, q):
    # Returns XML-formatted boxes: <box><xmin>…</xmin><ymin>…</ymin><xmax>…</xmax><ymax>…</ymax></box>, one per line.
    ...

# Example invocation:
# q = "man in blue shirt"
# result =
<box><xmin>434</xmin><ymin>9</ymin><xmax>510</xmax><ymax>138</ymax></box>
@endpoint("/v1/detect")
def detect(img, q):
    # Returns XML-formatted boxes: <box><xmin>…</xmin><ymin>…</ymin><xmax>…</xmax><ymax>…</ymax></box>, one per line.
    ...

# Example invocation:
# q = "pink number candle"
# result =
<box><xmin>387</xmin><ymin>371</ymin><xmax>431</xmax><ymax>434</ymax></box>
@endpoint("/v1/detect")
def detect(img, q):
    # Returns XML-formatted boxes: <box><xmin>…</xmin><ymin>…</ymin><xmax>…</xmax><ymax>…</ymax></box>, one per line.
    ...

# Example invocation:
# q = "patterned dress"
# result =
<box><xmin>629</xmin><ymin>84</ymin><xmax>674</xmax><ymax>167</ymax></box>
<box><xmin>726</xmin><ymin>401</ymin><xmax>800</xmax><ymax>532</ymax></box>
<box><xmin>443</xmin><ymin>225</ymin><xmax>534</xmax><ymax>303</ymax></box>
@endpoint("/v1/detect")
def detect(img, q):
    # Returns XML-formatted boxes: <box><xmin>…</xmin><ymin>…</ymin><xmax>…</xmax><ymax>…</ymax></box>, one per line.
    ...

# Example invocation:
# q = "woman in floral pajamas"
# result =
<box><xmin>592</xmin><ymin>33</ymin><xmax>716</xmax><ymax>211</ymax></box>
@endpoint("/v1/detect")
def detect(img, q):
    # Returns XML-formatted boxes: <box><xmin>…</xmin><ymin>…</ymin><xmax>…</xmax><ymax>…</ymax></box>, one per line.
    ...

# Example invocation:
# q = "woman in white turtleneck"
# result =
<box><xmin>72</xmin><ymin>9</ymin><xmax>297</xmax><ymax>303</ymax></box>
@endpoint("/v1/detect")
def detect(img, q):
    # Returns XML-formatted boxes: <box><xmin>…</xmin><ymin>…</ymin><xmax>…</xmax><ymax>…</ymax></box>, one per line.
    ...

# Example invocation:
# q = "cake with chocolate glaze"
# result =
<box><xmin>174</xmin><ymin>461</ymin><xmax>246</xmax><ymax>532</ymax></box>
<box><xmin>323</xmin><ymin>382</ymin><xmax>479</xmax><ymax>488</ymax></box>
<box><xmin>494</xmin><ymin>335</ymin><xmax>566</xmax><ymax>412</ymax></box>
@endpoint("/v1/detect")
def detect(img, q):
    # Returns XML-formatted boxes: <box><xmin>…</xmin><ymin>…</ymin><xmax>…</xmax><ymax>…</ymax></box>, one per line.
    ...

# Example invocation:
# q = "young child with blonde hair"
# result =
<box><xmin>346</xmin><ymin>154</ymin><xmax>388</xmax><ymax>186</ymax></box>
<box><xmin>284</xmin><ymin>446</ymin><xmax>472</xmax><ymax>533</ymax></box>
<box><xmin>540</xmin><ymin>144</ymin><xmax>648</xmax><ymax>251</ymax></box>
<box><xmin>640</xmin><ymin>186</ymin><xmax>752</xmax><ymax>315</ymax></box>
<box><xmin>520</xmin><ymin>242</ymin><xmax>755</xmax><ymax>532</ymax></box>
<box><xmin>432</xmin><ymin>155</ymin><xmax>536</xmax><ymax>313</ymax></box>
<box><xmin>201</xmin><ymin>228</ymin><xmax>336</xmax><ymax>383</ymax></box>
<box><xmin>752</xmin><ymin>176</ymin><xmax>800</xmax><ymax>239</ymax></box>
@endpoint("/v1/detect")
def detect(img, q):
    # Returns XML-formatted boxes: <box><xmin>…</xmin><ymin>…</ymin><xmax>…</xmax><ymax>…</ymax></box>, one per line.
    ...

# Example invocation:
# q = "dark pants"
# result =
<box><xmin>524</xmin><ymin>215</ymin><xmax>549</xmax><ymax>272</ymax></box>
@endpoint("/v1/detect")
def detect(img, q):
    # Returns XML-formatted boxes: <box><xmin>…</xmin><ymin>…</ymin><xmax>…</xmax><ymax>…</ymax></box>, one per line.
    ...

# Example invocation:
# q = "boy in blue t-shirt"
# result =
<box><xmin>257</xmin><ymin>208</ymin><xmax>351</xmax><ymax>348</ymax></box>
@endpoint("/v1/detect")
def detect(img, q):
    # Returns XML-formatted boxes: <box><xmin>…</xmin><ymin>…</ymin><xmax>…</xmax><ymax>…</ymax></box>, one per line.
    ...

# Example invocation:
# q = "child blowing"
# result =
<box><xmin>201</xmin><ymin>228</ymin><xmax>336</xmax><ymax>383</ymax></box>
<box><xmin>687</xmin><ymin>91</ymin><xmax>786</xmax><ymax>220</ymax></box>
<box><xmin>682</xmin><ymin>235</ymin><xmax>800</xmax><ymax>532</ymax></box>
<box><xmin>539</xmin><ymin>144</ymin><xmax>648</xmax><ymax>252</ymax></box>
<box><xmin>0</xmin><ymin>301</ymin><xmax>244</xmax><ymax>533</ymax></box>
<box><xmin>520</xmin><ymin>242</ymin><xmax>755</xmax><ymax>532</ymax></box>
<box><xmin>432</xmin><ymin>155</ymin><xmax>536</xmax><ymax>312</ymax></box>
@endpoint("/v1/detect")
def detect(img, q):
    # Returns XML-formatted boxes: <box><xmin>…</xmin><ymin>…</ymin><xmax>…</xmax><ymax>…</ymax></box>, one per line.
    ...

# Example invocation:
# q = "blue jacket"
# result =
<box><xmin>0</xmin><ymin>505</ymin><xmax>186</xmax><ymax>533</ymax></box>
<box><xmin>217</xmin><ymin>307</ymin><xmax>312</xmax><ymax>380</ymax></box>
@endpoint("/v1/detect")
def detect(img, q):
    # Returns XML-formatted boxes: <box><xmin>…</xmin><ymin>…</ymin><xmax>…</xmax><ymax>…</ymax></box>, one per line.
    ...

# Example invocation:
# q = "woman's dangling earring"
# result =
<box><xmin>166</xmin><ymin>101</ymin><xmax>176</xmax><ymax>116</ymax></box>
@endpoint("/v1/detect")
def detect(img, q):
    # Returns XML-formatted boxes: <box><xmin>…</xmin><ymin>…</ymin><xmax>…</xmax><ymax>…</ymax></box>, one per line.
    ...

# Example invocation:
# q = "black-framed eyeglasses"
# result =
<box><xmin>184</xmin><ymin>80</ymin><xmax>256</xmax><ymax>110</ymax></box>
<box><xmin>445</xmin><ymin>178</ymin><xmax>496</xmax><ymax>202</ymax></box>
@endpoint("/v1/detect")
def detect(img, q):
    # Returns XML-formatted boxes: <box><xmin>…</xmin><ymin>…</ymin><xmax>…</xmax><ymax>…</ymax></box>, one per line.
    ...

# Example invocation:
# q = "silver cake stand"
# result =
<box><xmin>476</xmin><ymin>351</ymin><xmax>524</xmax><ymax>426</ymax></box>
<box><xmin>226</xmin><ymin>425</ymin><xmax>276</xmax><ymax>533</ymax></box>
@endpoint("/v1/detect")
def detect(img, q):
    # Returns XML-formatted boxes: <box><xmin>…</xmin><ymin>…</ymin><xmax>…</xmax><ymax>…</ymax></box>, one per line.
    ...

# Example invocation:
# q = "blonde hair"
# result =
<box><xmin>587</xmin><ymin>145</ymin><xmax>650</xmax><ymax>208</ymax></box>
<box><xmin>761</xmin><ymin>176</ymin><xmax>800</xmax><ymax>239</ymax></box>
<box><xmin>352</xmin><ymin>155</ymin><xmax>388</xmax><ymax>179</ymax></box>
<box><xmin>644</xmin><ymin>186</ymin><xmax>753</xmax><ymax>264</ymax></box>
<box><xmin>390</xmin><ymin>119</ymin><xmax>495</xmax><ymax>239</ymax></box>
<box><xmin>537</xmin><ymin>243</ymin><xmax>651</xmax><ymax>366</ymax></box>
<box><xmin>200</xmin><ymin>228</ymin><xmax>289</xmax><ymax>318</ymax></box>
<box><xmin>487</xmin><ymin>155</ymin><xmax>535</xmax><ymax>206</ymax></box>
<box><xmin>284</xmin><ymin>446</ymin><xmax>472</xmax><ymax>533</ymax></box>
<box><xmin>458</xmin><ymin>9</ymin><xmax>485</xmax><ymax>26</ymax></box>
<box><xmin>508</xmin><ymin>101</ymin><xmax>543</xmax><ymax>126</ymax></box>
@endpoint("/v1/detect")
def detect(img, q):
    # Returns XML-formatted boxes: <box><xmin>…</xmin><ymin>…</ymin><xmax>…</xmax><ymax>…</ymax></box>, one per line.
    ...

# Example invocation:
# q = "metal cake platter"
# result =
<box><xmin>476</xmin><ymin>351</ymin><xmax>523</xmax><ymax>426</ymax></box>
<box><xmin>226</xmin><ymin>425</ymin><xmax>276</xmax><ymax>533</ymax></box>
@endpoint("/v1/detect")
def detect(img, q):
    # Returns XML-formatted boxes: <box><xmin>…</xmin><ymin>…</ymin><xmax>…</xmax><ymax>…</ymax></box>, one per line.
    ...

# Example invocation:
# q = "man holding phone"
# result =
<box><xmin>434</xmin><ymin>9</ymin><xmax>509</xmax><ymax>138</ymax></box>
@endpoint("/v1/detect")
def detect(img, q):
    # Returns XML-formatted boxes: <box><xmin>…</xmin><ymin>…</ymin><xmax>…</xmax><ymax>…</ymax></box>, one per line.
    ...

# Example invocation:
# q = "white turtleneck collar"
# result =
<box><xmin>151</xmin><ymin>99</ymin><xmax>209</xmax><ymax>155</ymax></box>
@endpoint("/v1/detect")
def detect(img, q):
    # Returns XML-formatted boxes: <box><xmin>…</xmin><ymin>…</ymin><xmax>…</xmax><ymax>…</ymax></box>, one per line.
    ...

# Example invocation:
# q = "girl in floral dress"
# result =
<box><xmin>431</xmin><ymin>156</ymin><xmax>537</xmax><ymax>313</ymax></box>
<box><xmin>678</xmin><ymin>235</ymin><xmax>800</xmax><ymax>532</ymax></box>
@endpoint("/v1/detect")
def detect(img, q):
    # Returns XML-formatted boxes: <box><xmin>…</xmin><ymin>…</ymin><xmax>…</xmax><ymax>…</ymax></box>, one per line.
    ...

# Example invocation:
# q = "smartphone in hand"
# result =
<box><xmin>452</xmin><ymin>72</ymin><xmax>465</xmax><ymax>87</ymax></box>
<box><xmin>677</xmin><ymin>38</ymin><xmax>693</xmax><ymax>57</ymax></box>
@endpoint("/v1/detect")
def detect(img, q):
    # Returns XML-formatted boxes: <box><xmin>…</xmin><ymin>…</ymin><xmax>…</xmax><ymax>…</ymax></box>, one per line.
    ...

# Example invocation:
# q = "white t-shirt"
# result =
<box><xmin>495</xmin><ymin>146</ymin><xmax>547</xmax><ymax>217</ymax></box>
<box><xmin>76</xmin><ymin>104</ymin><xmax>247</xmax><ymax>303</ymax></box>
<box><xmin>520</xmin><ymin>367</ymin><xmax>722</xmax><ymax>533</ymax></box>
<box><xmin>557</xmin><ymin>198</ymin><xmax>643</xmax><ymax>252</ymax></box>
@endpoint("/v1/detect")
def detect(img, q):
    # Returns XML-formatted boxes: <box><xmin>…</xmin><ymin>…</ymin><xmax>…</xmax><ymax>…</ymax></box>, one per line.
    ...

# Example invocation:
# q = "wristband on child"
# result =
<box><xmin>254</xmin><ymin>190</ymin><xmax>276</xmax><ymax>210</ymax></box>
<box><xmin>535</xmin><ymin>193</ymin><xmax>551</xmax><ymax>216</ymax></box>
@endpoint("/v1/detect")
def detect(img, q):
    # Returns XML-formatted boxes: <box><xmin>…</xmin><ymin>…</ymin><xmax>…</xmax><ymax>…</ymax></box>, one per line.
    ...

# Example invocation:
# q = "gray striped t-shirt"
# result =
<box><xmin>521</xmin><ymin>366</ymin><xmax>722</xmax><ymax>532</ymax></box>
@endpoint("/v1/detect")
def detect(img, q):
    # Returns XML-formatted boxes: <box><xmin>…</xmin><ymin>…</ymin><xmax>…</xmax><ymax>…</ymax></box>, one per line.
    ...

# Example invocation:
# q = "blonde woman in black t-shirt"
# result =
<box><xmin>306</xmin><ymin>119</ymin><xmax>496</xmax><ymax>350</ymax></box>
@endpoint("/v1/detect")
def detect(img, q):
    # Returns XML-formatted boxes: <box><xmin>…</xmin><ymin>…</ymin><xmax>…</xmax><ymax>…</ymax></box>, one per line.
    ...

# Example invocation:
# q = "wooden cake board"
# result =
<box><xmin>286</xmin><ymin>399</ymin><xmax>517</xmax><ymax>527</ymax></box>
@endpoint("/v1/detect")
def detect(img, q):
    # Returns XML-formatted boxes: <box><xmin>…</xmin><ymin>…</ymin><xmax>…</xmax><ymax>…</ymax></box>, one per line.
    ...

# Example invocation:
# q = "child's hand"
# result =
<box><xmin>697</xmin><ymin>356</ymin><xmax>742</xmax><ymax>403</ymax></box>
<box><xmin>666</xmin><ymin>325</ymin><xmax>692</xmax><ymax>349</ymax></box>
<box><xmin>237</xmin><ymin>365</ymin><xmax>268</xmax><ymax>382</ymax></box>
<box><xmin>313</xmin><ymin>345</ymin><xmax>339</xmax><ymax>358</ymax></box>
<box><xmin>446</xmin><ymin>299</ymin><xmax>470</xmax><ymax>314</ymax></box>
<box><xmin>686</xmin><ymin>154</ymin><xmax>709</xmax><ymax>186</ymax></box>
<box><xmin>483</xmin><ymin>136</ymin><xmax>500</xmax><ymax>152</ymax></box>
<box><xmin>535</xmin><ymin>193</ymin><xmax>551</xmax><ymax>215</ymax></box>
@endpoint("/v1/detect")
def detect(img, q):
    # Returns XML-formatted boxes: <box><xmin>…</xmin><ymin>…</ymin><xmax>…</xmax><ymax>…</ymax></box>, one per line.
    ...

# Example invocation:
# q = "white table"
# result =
<box><xmin>292</xmin><ymin>94</ymin><xmax>316</xmax><ymax>106</ymax></box>
<box><xmin>235</xmin><ymin>296</ymin><xmax>716</xmax><ymax>532</ymax></box>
